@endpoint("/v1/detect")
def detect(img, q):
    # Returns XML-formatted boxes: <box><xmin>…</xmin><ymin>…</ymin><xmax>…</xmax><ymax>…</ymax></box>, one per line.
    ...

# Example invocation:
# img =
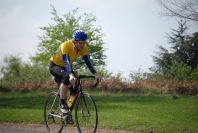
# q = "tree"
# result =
<box><xmin>159</xmin><ymin>0</ymin><xmax>198</xmax><ymax>22</ymax></box>
<box><xmin>184</xmin><ymin>32</ymin><xmax>198</xmax><ymax>69</ymax></box>
<box><xmin>167</xmin><ymin>20</ymin><xmax>188</xmax><ymax>65</ymax></box>
<box><xmin>152</xmin><ymin>20</ymin><xmax>187</xmax><ymax>76</ymax></box>
<box><xmin>0</xmin><ymin>55</ymin><xmax>51</xmax><ymax>84</ymax></box>
<box><xmin>0</xmin><ymin>55</ymin><xmax>22</xmax><ymax>82</ymax></box>
<box><xmin>152</xmin><ymin>19</ymin><xmax>198</xmax><ymax>79</ymax></box>
<box><xmin>32</xmin><ymin>6</ymin><xmax>106</xmax><ymax>71</ymax></box>
<box><xmin>129</xmin><ymin>67</ymin><xmax>147</xmax><ymax>83</ymax></box>
<box><xmin>152</xmin><ymin>45</ymin><xmax>173</xmax><ymax>76</ymax></box>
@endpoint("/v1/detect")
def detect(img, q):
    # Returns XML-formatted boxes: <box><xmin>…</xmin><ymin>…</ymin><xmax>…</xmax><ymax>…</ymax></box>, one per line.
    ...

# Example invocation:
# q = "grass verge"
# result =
<box><xmin>0</xmin><ymin>90</ymin><xmax>198</xmax><ymax>132</ymax></box>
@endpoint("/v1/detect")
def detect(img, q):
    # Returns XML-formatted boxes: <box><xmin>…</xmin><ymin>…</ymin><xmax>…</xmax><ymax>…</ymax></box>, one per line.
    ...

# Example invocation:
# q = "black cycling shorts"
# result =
<box><xmin>49</xmin><ymin>61</ymin><xmax>70</xmax><ymax>86</ymax></box>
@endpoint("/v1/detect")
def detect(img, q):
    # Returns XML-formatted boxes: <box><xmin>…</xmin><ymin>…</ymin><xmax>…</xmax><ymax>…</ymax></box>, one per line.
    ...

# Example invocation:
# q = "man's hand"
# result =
<box><xmin>94</xmin><ymin>73</ymin><xmax>101</xmax><ymax>84</ymax></box>
<box><xmin>69</xmin><ymin>73</ymin><xmax>76</xmax><ymax>87</ymax></box>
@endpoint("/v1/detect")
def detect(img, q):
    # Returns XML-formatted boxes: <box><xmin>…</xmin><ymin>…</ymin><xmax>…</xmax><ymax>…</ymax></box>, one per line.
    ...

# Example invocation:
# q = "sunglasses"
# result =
<box><xmin>77</xmin><ymin>41</ymin><xmax>86</xmax><ymax>45</ymax></box>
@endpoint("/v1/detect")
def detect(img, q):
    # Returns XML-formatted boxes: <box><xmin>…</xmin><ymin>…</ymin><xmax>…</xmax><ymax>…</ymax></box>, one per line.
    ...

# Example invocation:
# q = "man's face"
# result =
<box><xmin>75</xmin><ymin>41</ymin><xmax>85</xmax><ymax>50</ymax></box>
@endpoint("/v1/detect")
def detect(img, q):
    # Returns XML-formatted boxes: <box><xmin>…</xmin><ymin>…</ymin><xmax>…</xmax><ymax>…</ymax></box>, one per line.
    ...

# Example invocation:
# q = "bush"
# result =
<box><xmin>129</xmin><ymin>67</ymin><xmax>147</xmax><ymax>83</ymax></box>
<box><xmin>0</xmin><ymin>55</ymin><xmax>51</xmax><ymax>87</ymax></box>
<box><xmin>170</xmin><ymin>62</ymin><xmax>198</xmax><ymax>80</ymax></box>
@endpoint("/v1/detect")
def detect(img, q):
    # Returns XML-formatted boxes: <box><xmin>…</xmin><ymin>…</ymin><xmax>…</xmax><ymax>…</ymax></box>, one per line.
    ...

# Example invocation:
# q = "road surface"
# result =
<box><xmin>0</xmin><ymin>123</ymin><xmax>132</xmax><ymax>133</ymax></box>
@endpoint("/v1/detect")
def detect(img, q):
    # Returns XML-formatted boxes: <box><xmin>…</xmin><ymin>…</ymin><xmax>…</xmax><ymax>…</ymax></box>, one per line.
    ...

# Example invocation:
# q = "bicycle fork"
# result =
<box><xmin>79</xmin><ymin>94</ymin><xmax>91</xmax><ymax>117</ymax></box>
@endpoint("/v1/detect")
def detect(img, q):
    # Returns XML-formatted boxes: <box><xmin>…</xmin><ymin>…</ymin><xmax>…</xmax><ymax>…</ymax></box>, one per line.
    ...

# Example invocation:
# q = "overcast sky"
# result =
<box><xmin>0</xmin><ymin>0</ymin><xmax>189</xmax><ymax>77</ymax></box>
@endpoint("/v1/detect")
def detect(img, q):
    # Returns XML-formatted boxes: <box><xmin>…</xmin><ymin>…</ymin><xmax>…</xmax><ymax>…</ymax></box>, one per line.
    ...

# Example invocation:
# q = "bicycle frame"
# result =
<box><xmin>71</xmin><ymin>75</ymin><xmax>96</xmax><ymax>112</ymax></box>
<box><xmin>48</xmin><ymin>91</ymin><xmax>62</xmax><ymax>119</ymax></box>
<box><xmin>44</xmin><ymin>74</ymin><xmax>98</xmax><ymax>133</ymax></box>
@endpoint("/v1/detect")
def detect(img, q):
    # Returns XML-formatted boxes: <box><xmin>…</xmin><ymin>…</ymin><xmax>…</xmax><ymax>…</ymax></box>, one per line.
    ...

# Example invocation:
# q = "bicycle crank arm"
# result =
<box><xmin>49</xmin><ymin>113</ymin><xmax>62</xmax><ymax>118</ymax></box>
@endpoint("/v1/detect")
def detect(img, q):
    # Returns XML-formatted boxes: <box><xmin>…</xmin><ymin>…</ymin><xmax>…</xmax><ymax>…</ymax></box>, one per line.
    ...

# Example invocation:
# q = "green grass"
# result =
<box><xmin>0</xmin><ymin>90</ymin><xmax>198</xmax><ymax>133</ymax></box>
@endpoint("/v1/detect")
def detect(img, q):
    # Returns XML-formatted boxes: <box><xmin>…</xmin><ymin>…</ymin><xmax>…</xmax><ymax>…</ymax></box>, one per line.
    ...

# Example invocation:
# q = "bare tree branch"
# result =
<box><xmin>159</xmin><ymin>0</ymin><xmax>198</xmax><ymax>22</ymax></box>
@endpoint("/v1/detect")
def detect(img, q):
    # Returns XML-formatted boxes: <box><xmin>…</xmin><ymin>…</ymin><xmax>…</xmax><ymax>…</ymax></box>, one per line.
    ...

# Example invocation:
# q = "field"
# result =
<box><xmin>0</xmin><ymin>90</ymin><xmax>198</xmax><ymax>133</ymax></box>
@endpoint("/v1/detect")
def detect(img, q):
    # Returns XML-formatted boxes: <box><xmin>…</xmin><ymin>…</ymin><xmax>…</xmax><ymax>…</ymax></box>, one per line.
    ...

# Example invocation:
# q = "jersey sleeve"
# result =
<box><xmin>83</xmin><ymin>55</ymin><xmax>96</xmax><ymax>74</ymax></box>
<box><xmin>60</xmin><ymin>41</ymin><xmax>73</xmax><ymax>75</ymax></box>
<box><xmin>62</xmin><ymin>54</ymin><xmax>73</xmax><ymax>75</ymax></box>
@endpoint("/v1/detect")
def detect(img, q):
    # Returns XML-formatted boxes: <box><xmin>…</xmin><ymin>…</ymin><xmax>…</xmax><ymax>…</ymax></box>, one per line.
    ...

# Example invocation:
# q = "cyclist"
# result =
<box><xmin>49</xmin><ymin>30</ymin><xmax>100</xmax><ymax>118</ymax></box>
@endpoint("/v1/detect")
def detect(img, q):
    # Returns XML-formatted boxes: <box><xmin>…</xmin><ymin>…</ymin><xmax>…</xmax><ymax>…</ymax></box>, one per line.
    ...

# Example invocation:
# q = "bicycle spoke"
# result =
<box><xmin>44</xmin><ymin>75</ymin><xmax>98</xmax><ymax>133</ymax></box>
<box><xmin>44</xmin><ymin>92</ymin><xmax>64</xmax><ymax>133</ymax></box>
<box><xmin>76</xmin><ymin>93</ymin><xmax>98</xmax><ymax>133</ymax></box>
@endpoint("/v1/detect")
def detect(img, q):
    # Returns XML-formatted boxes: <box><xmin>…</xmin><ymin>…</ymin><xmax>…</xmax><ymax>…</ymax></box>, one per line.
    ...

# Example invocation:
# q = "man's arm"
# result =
<box><xmin>83</xmin><ymin>55</ymin><xmax>96</xmax><ymax>74</ymax></box>
<box><xmin>62</xmin><ymin>54</ymin><xmax>73</xmax><ymax>75</ymax></box>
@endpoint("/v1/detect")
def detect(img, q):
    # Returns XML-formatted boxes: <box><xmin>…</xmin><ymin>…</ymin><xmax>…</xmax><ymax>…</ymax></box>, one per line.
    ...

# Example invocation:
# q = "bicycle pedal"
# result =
<box><xmin>62</xmin><ymin>112</ymin><xmax>70</xmax><ymax>119</ymax></box>
<box><xmin>66</xmin><ymin>115</ymin><xmax>74</xmax><ymax>125</ymax></box>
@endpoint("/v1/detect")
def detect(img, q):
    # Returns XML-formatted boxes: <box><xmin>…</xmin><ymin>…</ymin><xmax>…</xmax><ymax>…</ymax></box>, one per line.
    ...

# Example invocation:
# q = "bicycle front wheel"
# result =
<box><xmin>44</xmin><ymin>91</ymin><xmax>64</xmax><ymax>133</ymax></box>
<box><xmin>75</xmin><ymin>93</ymin><xmax>98</xmax><ymax>133</ymax></box>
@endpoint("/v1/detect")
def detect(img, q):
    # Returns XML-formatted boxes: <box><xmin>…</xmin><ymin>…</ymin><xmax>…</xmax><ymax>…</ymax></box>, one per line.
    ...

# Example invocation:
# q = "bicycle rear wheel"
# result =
<box><xmin>44</xmin><ymin>91</ymin><xmax>64</xmax><ymax>133</ymax></box>
<box><xmin>75</xmin><ymin>93</ymin><xmax>98</xmax><ymax>133</ymax></box>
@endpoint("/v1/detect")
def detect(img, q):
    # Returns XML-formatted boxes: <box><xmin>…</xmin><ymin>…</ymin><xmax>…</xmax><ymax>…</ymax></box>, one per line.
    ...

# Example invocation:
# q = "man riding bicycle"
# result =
<box><xmin>49</xmin><ymin>30</ymin><xmax>100</xmax><ymax>122</ymax></box>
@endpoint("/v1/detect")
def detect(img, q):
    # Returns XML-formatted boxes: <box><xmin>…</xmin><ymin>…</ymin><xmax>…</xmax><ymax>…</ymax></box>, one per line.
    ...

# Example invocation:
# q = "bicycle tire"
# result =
<box><xmin>75</xmin><ymin>93</ymin><xmax>98</xmax><ymax>133</ymax></box>
<box><xmin>44</xmin><ymin>91</ymin><xmax>64</xmax><ymax>133</ymax></box>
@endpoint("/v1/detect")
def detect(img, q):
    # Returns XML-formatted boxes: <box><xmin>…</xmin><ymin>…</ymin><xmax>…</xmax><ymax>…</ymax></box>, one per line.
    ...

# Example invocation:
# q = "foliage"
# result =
<box><xmin>152</xmin><ymin>19</ymin><xmax>198</xmax><ymax>80</ymax></box>
<box><xmin>129</xmin><ymin>67</ymin><xmax>147</xmax><ymax>83</ymax></box>
<box><xmin>0</xmin><ymin>55</ymin><xmax>22</xmax><ymax>83</ymax></box>
<box><xmin>76</xmin><ymin>66</ymin><xmax>113</xmax><ymax>80</ymax></box>
<box><xmin>32</xmin><ymin>6</ymin><xmax>106</xmax><ymax>70</ymax></box>
<box><xmin>152</xmin><ymin>19</ymin><xmax>187</xmax><ymax>75</ymax></box>
<box><xmin>169</xmin><ymin>62</ymin><xmax>198</xmax><ymax>80</ymax></box>
<box><xmin>0</xmin><ymin>55</ymin><xmax>51</xmax><ymax>86</ymax></box>
<box><xmin>0</xmin><ymin>7</ymin><xmax>108</xmax><ymax>88</ymax></box>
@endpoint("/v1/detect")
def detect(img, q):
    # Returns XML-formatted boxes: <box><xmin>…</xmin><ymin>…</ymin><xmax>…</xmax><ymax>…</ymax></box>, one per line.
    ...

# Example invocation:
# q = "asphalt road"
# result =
<box><xmin>0</xmin><ymin>127</ymin><xmax>43</xmax><ymax>133</ymax></box>
<box><xmin>0</xmin><ymin>123</ymin><xmax>132</xmax><ymax>133</ymax></box>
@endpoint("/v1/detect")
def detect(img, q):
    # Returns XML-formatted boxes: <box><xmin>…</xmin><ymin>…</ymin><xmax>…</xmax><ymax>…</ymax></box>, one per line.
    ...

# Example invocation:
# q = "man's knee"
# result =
<box><xmin>62</xmin><ymin>72</ymin><xmax>70</xmax><ymax>86</ymax></box>
<box><xmin>60</xmin><ymin>82</ymin><xmax>71</xmax><ymax>89</ymax></box>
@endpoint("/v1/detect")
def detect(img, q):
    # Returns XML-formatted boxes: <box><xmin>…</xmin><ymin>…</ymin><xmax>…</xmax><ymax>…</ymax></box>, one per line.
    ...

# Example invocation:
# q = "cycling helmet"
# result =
<box><xmin>73</xmin><ymin>30</ymin><xmax>87</xmax><ymax>41</ymax></box>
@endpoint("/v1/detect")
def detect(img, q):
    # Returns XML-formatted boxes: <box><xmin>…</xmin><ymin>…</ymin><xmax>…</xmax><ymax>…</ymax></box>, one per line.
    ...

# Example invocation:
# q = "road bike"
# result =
<box><xmin>44</xmin><ymin>74</ymin><xmax>98</xmax><ymax>133</ymax></box>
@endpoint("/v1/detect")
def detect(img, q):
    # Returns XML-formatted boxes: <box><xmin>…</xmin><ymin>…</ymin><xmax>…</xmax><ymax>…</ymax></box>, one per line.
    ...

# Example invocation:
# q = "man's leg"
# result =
<box><xmin>59</xmin><ymin>83</ymin><xmax>71</xmax><ymax>99</ymax></box>
<box><xmin>59</xmin><ymin>83</ymin><xmax>71</xmax><ymax>114</ymax></box>
<box><xmin>49</xmin><ymin>62</ymin><xmax>71</xmax><ymax>113</ymax></box>
<box><xmin>60</xmin><ymin>83</ymin><xmax>75</xmax><ymax>124</ymax></box>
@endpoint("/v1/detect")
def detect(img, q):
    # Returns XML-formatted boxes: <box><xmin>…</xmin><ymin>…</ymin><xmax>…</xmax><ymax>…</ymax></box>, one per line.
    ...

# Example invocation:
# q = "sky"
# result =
<box><xmin>0</xmin><ymin>0</ymin><xmax>184</xmax><ymax>78</ymax></box>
